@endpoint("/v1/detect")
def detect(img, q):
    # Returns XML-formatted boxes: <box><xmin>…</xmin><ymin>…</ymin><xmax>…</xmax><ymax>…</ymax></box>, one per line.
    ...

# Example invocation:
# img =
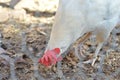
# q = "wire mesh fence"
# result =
<box><xmin>0</xmin><ymin>0</ymin><xmax>120</xmax><ymax>80</ymax></box>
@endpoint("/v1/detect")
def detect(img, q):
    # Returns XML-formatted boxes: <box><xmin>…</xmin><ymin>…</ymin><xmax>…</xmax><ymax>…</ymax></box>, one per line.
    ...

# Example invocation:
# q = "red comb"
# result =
<box><xmin>38</xmin><ymin>48</ymin><xmax>62</xmax><ymax>67</ymax></box>
<box><xmin>53</xmin><ymin>48</ymin><xmax>60</xmax><ymax>53</ymax></box>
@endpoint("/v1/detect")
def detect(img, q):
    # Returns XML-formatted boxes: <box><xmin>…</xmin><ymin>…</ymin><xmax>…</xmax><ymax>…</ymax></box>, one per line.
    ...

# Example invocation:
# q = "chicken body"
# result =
<box><xmin>40</xmin><ymin>0</ymin><xmax>120</xmax><ymax>66</ymax></box>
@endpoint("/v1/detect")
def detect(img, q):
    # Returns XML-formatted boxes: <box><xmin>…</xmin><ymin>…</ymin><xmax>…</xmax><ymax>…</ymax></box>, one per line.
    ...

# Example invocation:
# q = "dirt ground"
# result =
<box><xmin>0</xmin><ymin>0</ymin><xmax>120</xmax><ymax>80</ymax></box>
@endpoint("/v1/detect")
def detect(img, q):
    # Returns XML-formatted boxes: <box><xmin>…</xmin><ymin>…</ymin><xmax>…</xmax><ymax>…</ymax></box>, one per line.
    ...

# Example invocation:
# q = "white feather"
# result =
<box><xmin>46</xmin><ymin>0</ymin><xmax>120</xmax><ymax>54</ymax></box>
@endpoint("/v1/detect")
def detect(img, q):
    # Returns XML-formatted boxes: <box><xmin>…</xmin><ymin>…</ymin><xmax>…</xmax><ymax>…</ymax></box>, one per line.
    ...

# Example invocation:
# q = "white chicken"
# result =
<box><xmin>39</xmin><ymin>0</ymin><xmax>120</xmax><ymax>66</ymax></box>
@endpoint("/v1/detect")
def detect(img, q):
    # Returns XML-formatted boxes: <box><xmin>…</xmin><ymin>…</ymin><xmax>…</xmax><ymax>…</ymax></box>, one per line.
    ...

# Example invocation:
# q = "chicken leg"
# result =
<box><xmin>91</xmin><ymin>29</ymin><xmax>108</xmax><ymax>66</ymax></box>
<box><xmin>91</xmin><ymin>17</ymin><xmax>118</xmax><ymax>66</ymax></box>
<box><xmin>92</xmin><ymin>42</ymin><xmax>104</xmax><ymax>66</ymax></box>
